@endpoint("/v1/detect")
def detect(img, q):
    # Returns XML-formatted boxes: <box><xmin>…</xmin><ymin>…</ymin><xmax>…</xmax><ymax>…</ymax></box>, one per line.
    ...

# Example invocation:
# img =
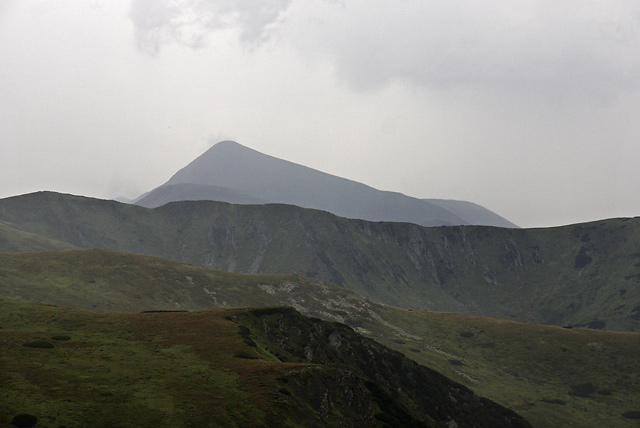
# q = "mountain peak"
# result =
<box><xmin>209</xmin><ymin>140</ymin><xmax>245</xmax><ymax>150</ymax></box>
<box><xmin>185</xmin><ymin>140</ymin><xmax>281</xmax><ymax>171</ymax></box>
<box><xmin>207</xmin><ymin>140</ymin><xmax>269</xmax><ymax>156</ymax></box>
<box><xmin>142</xmin><ymin>141</ymin><xmax>516</xmax><ymax>227</ymax></box>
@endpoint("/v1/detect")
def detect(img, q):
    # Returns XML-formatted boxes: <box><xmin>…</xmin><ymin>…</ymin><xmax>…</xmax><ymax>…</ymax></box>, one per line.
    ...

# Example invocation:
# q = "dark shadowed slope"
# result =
<box><xmin>427</xmin><ymin>199</ymin><xmax>519</xmax><ymax>228</ymax></box>
<box><xmin>137</xmin><ymin>140</ymin><xmax>516</xmax><ymax>227</ymax></box>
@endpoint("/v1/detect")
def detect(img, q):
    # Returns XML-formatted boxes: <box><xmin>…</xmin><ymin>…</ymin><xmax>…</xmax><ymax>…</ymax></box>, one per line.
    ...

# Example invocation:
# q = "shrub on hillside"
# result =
<box><xmin>234</xmin><ymin>350</ymin><xmax>259</xmax><ymax>359</ymax></box>
<box><xmin>22</xmin><ymin>340</ymin><xmax>53</xmax><ymax>349</ymax></box>
<box><xmin>587</xmin><ymin>319</ymin><xmax>606</xmax><ymax>329</ymax></box>
<box><xmin>570</xmin><ymin>383</ymin><xmax>597</xmax><ymax>398</ymax></box>
<box><xmin>278</xmin><ymin>387</ymin><xmax>291</xmax><ymax>396</ymax></box>
<box><xmin>623</xmin><ymin>411</ymin><xmax>640</xmax><ymax>419</ymax></box>
<box><xmin>540</xmin><ymin>399</ymin><xmax>566</xmax><ymax>405</ymax></box>
<box><xmin>574</xmin><ymin>247</ymin><xmax>592</xmax><ymax>268</ymax></box>
<box><xmin>51</xmin><ymin>335</ymin><xmax>71</xmax><ymax>341</ymax></box>
<box><xmin>11</xmin><ymin>414</ymin><xmax>38</xmax><ymax>427</ymax></box>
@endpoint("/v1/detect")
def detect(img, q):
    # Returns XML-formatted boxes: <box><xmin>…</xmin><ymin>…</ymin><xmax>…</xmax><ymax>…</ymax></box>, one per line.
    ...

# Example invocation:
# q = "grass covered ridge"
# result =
<box><xmin>0</xmin><ymin>301</ymin><xmax>531</xmax><ymax>428</ymax></box>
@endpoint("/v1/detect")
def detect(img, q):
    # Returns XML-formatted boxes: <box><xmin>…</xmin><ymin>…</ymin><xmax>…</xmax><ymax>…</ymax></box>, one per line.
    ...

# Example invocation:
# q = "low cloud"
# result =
<box><xmin>294</xmin><ymin>0</ymin><xmax>640</xmax><ymax>97</ymax></box>
<box><xmin>129</xmin><ymin>0</ymin><xmax>293</xmax><ymax>55</ymax></box>
<box><xmin>130</xmin><ymin>0</ymin><xmax>640</xmax><ymax>99</ymax></box>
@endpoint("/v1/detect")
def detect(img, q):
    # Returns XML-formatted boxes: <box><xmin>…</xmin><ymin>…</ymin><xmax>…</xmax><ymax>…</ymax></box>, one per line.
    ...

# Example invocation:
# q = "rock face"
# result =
<box><xmin>232</xmin><ymin>307</ymin><xmax>532</xmax><ymax>428</ymax></box>
<box><xmin>136</xmin><ymin>140</ymin><xmax>517</xmax><ymax>228</ymax></box>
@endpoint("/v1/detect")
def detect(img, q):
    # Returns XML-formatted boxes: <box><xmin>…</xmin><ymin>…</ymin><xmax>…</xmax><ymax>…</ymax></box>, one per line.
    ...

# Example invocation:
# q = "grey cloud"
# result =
<box><xmin>294</xmin><ymin>0</ymin><xmax>640</xmax><ymax>97</ymax></box>
<box><xmin>129</xmin><ymin>0</ymin><xmax>293</xmax><ymax>55</ymax></box>
<box><xmin>129</xmin><ymin>0</ymin><xmax>640</xmax><ymax>97</ymax></box>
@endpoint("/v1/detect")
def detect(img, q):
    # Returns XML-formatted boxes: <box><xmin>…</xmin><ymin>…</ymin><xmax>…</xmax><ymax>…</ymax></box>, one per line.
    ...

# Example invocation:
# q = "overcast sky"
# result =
<box><xmin>1</xmin><ymin>1</ymin><xmax>639</xmax><ymax>228</ymax></box>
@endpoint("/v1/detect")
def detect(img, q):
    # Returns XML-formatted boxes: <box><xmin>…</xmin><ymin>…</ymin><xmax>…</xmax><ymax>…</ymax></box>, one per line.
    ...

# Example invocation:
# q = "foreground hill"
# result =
<box><xmin>1</xmin><ymin>249</ymin><xmax>639</xmax><ymax>427</ymax></box>
<box><xmin>0</xmin><ymin>299</ymin><xmax>531</xmax><ymax>428</ymax></box>
<box><xmin>0</xmin><ymin>192</ymin><xmax>638</xmax><ymax>331</ymax></box>
<box><xmin>135</xmin><ymin>140</ymin><xmax>517</xmax><ymax>228</ymax></box>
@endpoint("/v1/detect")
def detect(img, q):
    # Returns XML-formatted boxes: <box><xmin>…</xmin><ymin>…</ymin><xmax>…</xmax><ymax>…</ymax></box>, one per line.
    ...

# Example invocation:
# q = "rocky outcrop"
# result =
<box><xmin>232</xmin><ymin>307</ymin><xmax>532</xmax><ymax>428</ymax></box>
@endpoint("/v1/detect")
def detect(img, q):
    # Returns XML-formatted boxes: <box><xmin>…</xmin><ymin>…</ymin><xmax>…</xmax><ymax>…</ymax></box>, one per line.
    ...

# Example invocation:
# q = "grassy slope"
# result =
<box><xmin>1</xmin><ymin>192</ymin><xmax>639</xmax><ymax>331</ymax></box>
<box><xmin>0</xmin><ymin>301</ymin><xmax>276</xmax><ymax>428</ymax></box>
<box><xmin>373</xmin><ymin>308</ymin><xmax>640</xmax><ymax>428</ymax></box>
<box><xmin>0</xmin><ymin>250</ymin><xmax>393</xmax><ymax>337</ymax></box>
<box><xmin>0</xmin><ymin>249</ymin><xmax>638</xmax><ymax>427</ymax></box>
<box><xmin>0</xmin><ymin>300</ymin><xmax>531</xmax><ymax>428</ymax></box>
<box><xmin>0</xmin><ymin>221</ymin><xmax>78</xmax><ymax>252</ymax></box>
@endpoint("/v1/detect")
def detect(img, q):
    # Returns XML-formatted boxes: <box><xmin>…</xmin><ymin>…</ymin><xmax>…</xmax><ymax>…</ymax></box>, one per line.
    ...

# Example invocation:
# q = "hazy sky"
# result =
<box><xmin>2</xmin><ymin>1</ymin><xmax>639</xmax><ymax>228</ymax></box>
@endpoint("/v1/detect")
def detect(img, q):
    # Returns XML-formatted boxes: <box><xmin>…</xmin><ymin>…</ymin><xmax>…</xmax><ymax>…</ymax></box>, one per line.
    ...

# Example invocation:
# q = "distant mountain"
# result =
<box><xmin>1</xmin><ymin>191</ymin><xmax>638</xmax><ymax>332</ymax></box>
<box><xmin>135</xmin><ymin>140</ymin><xmax>516</xmax><ymax>228</ymax></box>
<box><xmin>112</xmin><ymin>195</ymin><xmax>135</xmax><ymax>204</ymax></box>
<box><xmin>135</xmin><ymin>183</ymin><xmax>266</xmax><ymax>208</ymax></box>
<box><xmin>427</xmin><ymin>199</ymin><xmax>518</xmax><ymax>228</ymax></box>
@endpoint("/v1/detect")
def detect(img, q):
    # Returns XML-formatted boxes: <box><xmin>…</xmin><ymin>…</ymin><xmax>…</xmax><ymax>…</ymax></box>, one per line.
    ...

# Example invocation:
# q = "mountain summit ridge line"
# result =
<box><xmin>136</xmin><ymin>140</ymin><xmax>518</xmax><ymax>228</ymax></box>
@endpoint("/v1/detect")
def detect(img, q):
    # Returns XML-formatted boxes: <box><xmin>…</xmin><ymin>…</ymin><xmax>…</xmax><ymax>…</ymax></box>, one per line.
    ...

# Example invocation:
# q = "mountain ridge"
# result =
<box><xmin>0</xmin><ymin>191</ymin><xmax>637</xmax><ymax>332</ymax></box>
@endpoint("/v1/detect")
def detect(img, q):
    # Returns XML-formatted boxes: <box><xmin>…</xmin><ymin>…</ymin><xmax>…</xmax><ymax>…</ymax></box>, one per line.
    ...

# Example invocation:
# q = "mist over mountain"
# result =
<box><xmin>136</xmin><ymin>141</ymin><xmax>517</xmax><ymax>228</ymax></box>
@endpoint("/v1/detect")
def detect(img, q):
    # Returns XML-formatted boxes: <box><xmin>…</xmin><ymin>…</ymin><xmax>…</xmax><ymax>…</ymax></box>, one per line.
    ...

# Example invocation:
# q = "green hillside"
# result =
<box><xmin>0</xmin><ymin>249</ymin><xmax>638</xmax><ymax>427</ymax></box>
<box><xmin>375</xmin><ymin>309</ymin><xmax>640</xmax><ymax>428</ymax></box>
<box><xmin>0</xmin><ymin>221</ymin><xmax>77</xmax><ymax>253</ymax></box>
<box><xmin>0</xmin><ymin>192</ymin><xmax>639</xmax><ymax>331</ymax></box>
<box><xmin>0</xmin><ymin>299</ymin><xmax>531</xmax><ymax>428</ymax></box>
<box><xmin>0</xmin><ymin>249</ymin><xmax>402</xmax><ymax>338</ymax></box>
